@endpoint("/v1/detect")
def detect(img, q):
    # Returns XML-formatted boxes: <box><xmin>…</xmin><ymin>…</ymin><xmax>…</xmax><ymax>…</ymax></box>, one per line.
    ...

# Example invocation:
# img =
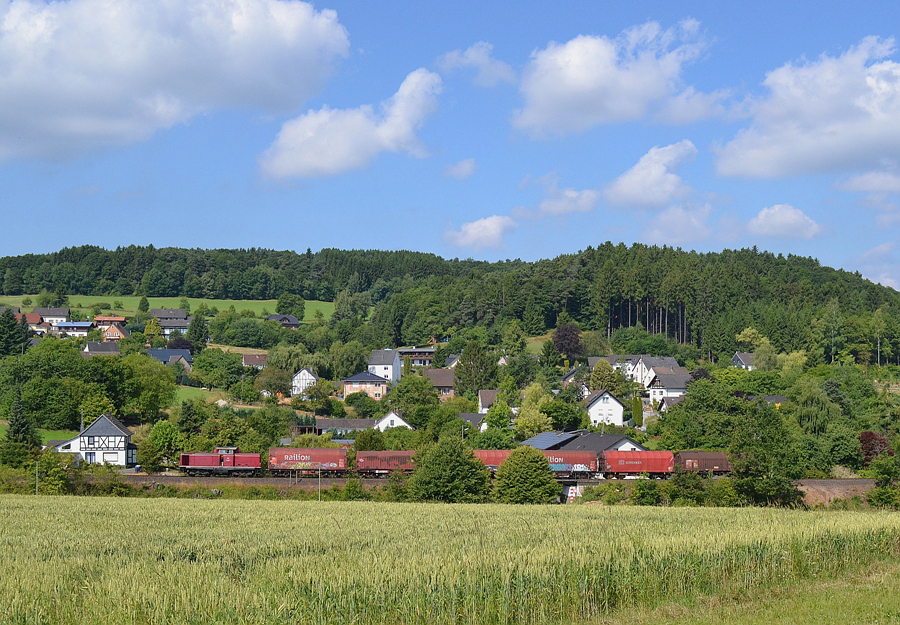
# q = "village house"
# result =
<box><xmin>242</xmin><ymin>354</ymin><xmax>268</xmax><ymax>369</ymax></box>
<box><xmin>102</xmin><ymin>323</ymin><xmax>130</xmax><ymax>342</ymax></box>
<box><xmin>478</xmin><ymin>389</ymin><xmax>499</xmax><ymax>414</ymax></box>
<box><xmin>150</xmin><ymin>308</ymin><xmax>188</xmax><ymax>322</ymax></box>
<box><xmin>424</xmin><ymin>368</ymin><xmax>455</xmax><ymax>401</ymax></box>
<box><xmin>342</xmin><ymin>371</ymin><xmax>389</xmax><ymax>400</ymax></box>
<box><xmin>147</xmin><ymin>348</ymin><xmax>193</xmax><ymax>373</ymax></box>
<box><xmin>49</xmin><ymin>414</ymin><xmax>137</xmax><ymax>467</ymax></box>
<box><xmin>732</xmin><ymin>352</ymin><xmax>756</xmax><ymax>370</ymax></box>
<box><xmin>33</xmin><ymin>307</ymin><xmax>69</xmax><ymax>326</ymax></box>
<box><xmin>367</xmin><ymin>349</ymin><xmax>401</xmax><ymax>384</ymax></box>
<box><xmin>291</xmin><ymin>368</ymin><xmax>318</xmax><ymax>398</ymax></box>
<box><xmin>375</xmin><ymin>409</ymin><xmax>413</xmax><ymax>431</ymax></box>
<box><xmin>266</xmin><ymin>314</ymin><xmax>300</xmax><ymax>330</ymax></box>
<box><xmin>583</xmin><ymin>390</ymin><xmax>627</xmax><ymax>427</ymax></box>
<box><xmin>82</xmin><ymin>341</ymin><xmax>120</xmax><ymax>357</ymax></box>
<box><xmin>53</xmin><ymin>321</ymin><xmax>93</xmax><ymax>338</ymax></box>
<box><xmin>397</xmin><ymin>347</ymin><xmax>436</xmax><ymax>368</ymax></box>
<box><xmin>648</xmin><ymin>372</ymin><xmax>692</xmax><ymax>405</ymax></box>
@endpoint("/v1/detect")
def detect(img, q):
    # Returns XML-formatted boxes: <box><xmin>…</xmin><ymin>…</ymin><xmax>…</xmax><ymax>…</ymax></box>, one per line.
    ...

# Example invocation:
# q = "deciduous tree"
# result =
<box><xmin>493</xmin><ymin>446</ymin><xmax>559</xmax><ymax>504</ymax></box>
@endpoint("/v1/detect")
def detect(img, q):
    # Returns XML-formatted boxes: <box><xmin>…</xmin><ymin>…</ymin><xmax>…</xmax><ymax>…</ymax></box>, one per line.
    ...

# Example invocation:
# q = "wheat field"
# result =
<box><xmin>1</xmin><ymin>496</ymin><xmax>898</xmax><ymax>625</ymax></box>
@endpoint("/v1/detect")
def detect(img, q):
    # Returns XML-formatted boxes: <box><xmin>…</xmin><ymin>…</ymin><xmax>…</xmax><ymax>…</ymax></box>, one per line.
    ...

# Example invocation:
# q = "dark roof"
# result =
<box><xmin>583</xmin><ymin>390</ymin><xmax>625</xmax><ymax>408</ymax></box>
<box><xmin>150</xmin><ymin>308</ymin><xmax>187</xmax><ymax>319</ymax></box>
<box><xmin>651</xmin><ymin>373</ymin><xmax>692</xmax><ymax>389</ymax></box>
<box><xmin>559</xmin><ymin>432</ymin><xmax>647</xmax><ymax>452</ymax></box>
<box><xmin>444</xmin><ymin>354</ymin><xmax>460</xmax><ymax>367</ymax></box>
<box><xmin>733</xmin><ymin>352</ymin><xmax>754</xmax><ymax>365</ymax></box>
<box><xmin>315</xmin><ymin>418</ymin><xmax>377</xmax><ymax>431</ymax></box>
<box><xmin>33</xmin><ymin>307</ymin><xmax>69</xmax><ymax>316</ymax></box>
<box><xmin>80</xmin><ymin>414</ymin><xmax>131</xmax><ymax>438</ymax></box>
<box><xmin>43</xmin><ymin>439</ymin><xmax>67</xmax><ymax>448</ymax></box>
<box><xmin>520</xmin><ymin>431</ymin><xmax>580</xmax><ymax>450</ymax></box>
<box><xmin>342</xmin><ymin>371</ymin><xmax>389</xmax><ymax>383</ymax></box>
<box><xmin>146</xmin><ymin>348</ymin><xmax>193</xmax><ymax>365</ymax></box>
<box><xmin>368</xmin><ymin>349</ymin><xmax>398</xmax><ymax>366</ymax></box>
<box><xmin>267</xmin><ymin>314</ymin><xmax>300</xmax><ymax>325</ymax></box>
<box><xmin>561</xmin><ymin>366</ymin><xmax>578</xmax><ymax>382</ymax></box>
<box><xmin>424</xmin><ymin>368</ymin><xmax>455</xmax><ymax>387</ymax></box>
<box><xmin>83</xmin><ymin>341</ymin><xmax>120</xmax><ymax>353</ymax></box>
<box><xmin>640</xmin><ymin>356</ymin><xmax>680</xmax><ymax>369</ymax></box>
<box><xmin>397</xmin><ymin>347</ymin><xmax>435</xmax><ymax>354</ymax></box>
<box><xmin>27</xmin><ymin>337</ymin><xmax>41</xmax><ymax>347</ymax></box>
<box><xmin>478</xmin><ymin>389</ymin><xmax>499</xmax><ymax>408</ymax></box>
<box><xmin>294</xmin><ymin>367</ymin><xmax>318</xmax><ymax>379</ymax></box>
<box><xmin>159</xmin><ymin>318</ymin><xmax>191</xmax><ymax>328</ymax></box>
<box><xmin>0</xmin><ymin>306</ymin><xmax>20</xmax><ymax>314</ymax></box>
<box><xmin>660</xmin><ymin>396</ymin><xmax>684</xmax><ymax>409</ymax></box>
<box><xmin>458</xmin><ymin>413</ymin><xmax>485</xmax><ymax>428</ymax></box>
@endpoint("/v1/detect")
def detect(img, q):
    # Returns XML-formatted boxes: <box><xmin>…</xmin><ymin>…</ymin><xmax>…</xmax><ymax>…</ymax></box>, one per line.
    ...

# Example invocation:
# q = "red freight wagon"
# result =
<box><xmin>179</xmin><ymin>447</ymin><xmax>261</xmax><ymax>476</ymax></box>
<box><xmin>473</xmin><ymin>449</ymin><xmax>512</xmax><ymax>471</ymax></box>
<box><xmin>541</xmin><ymin>450</ymin><xmax>599</xmax><ymax>478</ymax></box>
<box><xmin>356</xmin><ymin>450</ymin><xmax>416</xmax><ymax>475</ymax></box>
<box><xmin>674</xmin><ymin>451</ymin><xmax>732</xmax><ymax>475</ymax></box>
<box><xmin>602</xmin><ymin>450</ymin><xmax>674</xmax><ymax>478</ymax></box>
<box><xmin>268</xmin><ymin>447</ymin><xmax>348</xmax><ymax>475</ymax></box>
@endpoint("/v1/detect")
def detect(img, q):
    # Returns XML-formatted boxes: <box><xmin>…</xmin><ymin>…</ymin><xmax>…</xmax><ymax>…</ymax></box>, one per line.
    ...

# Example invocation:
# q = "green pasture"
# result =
<box><xmin>0</xmin><ymin>425</ymin><xmax>78</xmax><ymax>444</ymax></box>
<box><xmin>0</xmin><ymin>295</ymin><xmax>334</xmax><ymax>322</ymax></box>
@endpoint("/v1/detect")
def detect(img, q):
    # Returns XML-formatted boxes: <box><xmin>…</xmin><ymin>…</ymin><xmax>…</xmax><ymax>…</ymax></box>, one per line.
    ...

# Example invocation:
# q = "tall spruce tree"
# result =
<box><xmin>0</xmin><ymin>307</ymin><xmax>19</xmax><ymax>357</ymax></box>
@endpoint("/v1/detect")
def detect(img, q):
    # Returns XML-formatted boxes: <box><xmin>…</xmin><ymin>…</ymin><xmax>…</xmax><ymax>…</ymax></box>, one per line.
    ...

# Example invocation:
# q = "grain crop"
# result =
<box><xmin>1</xmin><ymin>496</ymin><xmax>898</xmax><ymax>625</ymax></box>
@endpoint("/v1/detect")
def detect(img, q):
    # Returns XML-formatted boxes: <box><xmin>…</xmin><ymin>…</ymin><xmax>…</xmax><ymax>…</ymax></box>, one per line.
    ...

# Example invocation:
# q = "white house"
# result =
<box><xmin>583</xmin><ymin>390</ymin><xmax>626</xmax><ymax>427</ymax></box>
<box><xmin>375</xmin><ymin>409</ymin><xmax>413</xmax><ymax>431</ymax></box>
<box><xmin>33</xmin><ymin>307</ymin><xmax>69</xmax><ymax>326</ymax></box>
<box><xmin>732</xmin><ymin>352</ymin><xmax>756</xmax><ymax>370</ymax></box>
<box><xmin>648</xmin><ymin>373</ymin><xmax>692</xmax><ymax>405</ymax></box>
<box><xmin>292</xmin><ymin>368</ymin><xmax>319</xmax><ymax>398</ymax></box>
<box><xmin>54</xmin><ymin>321</ymin><xmax>93</xmax><ymax>338</ymax></box>
<box><xmin>368</xmin><ymin>349</ymin><xmax>401</xmax><ymax>384</ymax></box>
<box><xmin>478</xmin><ymin>390</ymin><xmax>499</xmax><ymax>415</ymax></box>
<box><xmin>631</xmin><ymin>356</ymin><xmax>681</xmax><ymax>388</ymax></box>
<box><xmin>51</xmin><ymin>414</ymin><xmax>136</xmax><ymax>467</ymax></box>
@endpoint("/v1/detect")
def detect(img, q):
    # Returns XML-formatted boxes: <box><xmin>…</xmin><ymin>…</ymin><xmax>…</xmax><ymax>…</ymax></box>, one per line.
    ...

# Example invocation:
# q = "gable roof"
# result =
<box><xmin>375</xmin><ymin>410</ymin><xmax>412</xmax><ymax>429</ymax></box>
<box><xmin>639</xmin><ymin>355</ymin><xmax>680</xmax><ymax>369</ymax></box>
<box><xmin>150</xmin><ymin>308</ymin><xmax>187</xmax><ymax>319</ymax></box>
<box><xmin>267</xmin><ymin>314</ymin><xmax>300</xmax><ymax>325</ymax></box>
<box><xmin>444</xmin><ymin>354</ymin><xmax>460</xmax><ymax>367</ymax></box>
<box><xmin>583</xmin><ymin>390</ymin><xmax>625</xmax><ymax>409</ymax></box>
<box><xmin>342</xmin><ymin>371</ymin><xmax>389</xmax><ymax>383</ymax></box>
<box><xmin>0</xmin><ymin>306</ymin><xmax>20</xmax><ymax>315</ymax></box>
<box><xmin>103</xmin><ymin>323</ymin><xmax>131</xmax><ymax>338</ymax></box>
<box><xmin>478</xmin><ymin>389</ymin><xmax>499</xmax><ymax>408</ymax></box>
<box><xmin>659</xmin><ymin>396</ymin><xmax>684</xmax><ymax>410</ymax></box>
<box><xmin>33</xmin><ymin>307</ymin><xmax>69</xmax><ymax>317</ymax></box>
<box><xmin>315</xmin><ymin>418</ymin><xmax>377</xmax><ymax>431</ymax></box>
<box><xmin>16</xmin><ymin>313</ymin><xmax>43</xmax><ymax>325</ymax></box>
<box><xmin>520</xmin><ymin>431</ymin><xmax>581</xmax><ymax>450</ymax></box>
<box><xmin>424</xmin><ymin>368</ymin><xmax>455</xmax><ymax>388</ymax></box>
<box><xmin>242</xmin><ymin>354</ymin><xmax>268</xmax><ymax>367</ymax></box>
<box><xmin>159</xmin><ymin>318</ymin><xmax>191</xmax><ymax>328</ymax></box>
<box><xmin>293</xmin><ymin>367</ymin><xmax>318</xmax><ymax>380</ymax></box>
<box><xmin>651</xmin><ymin>373</ymin><xmax>692</xmax><ymax>389</ymax></box>
<box><xmin>458</xmin><ymin>413</ymin><xmax>485</xmax><ymax>429</ymax></box>
<box><xmin>558</xmin><ymin>432</ymin><xmax>647</xmax><ymax>452</ymax></box>
<box><xmin>147</xmin><ymin>348</ymin><xmax>193</xmax><ymax>366</ymax></box>
<box><xmin>733</xmin><ymin>352</ymin><xmax>754</xmax><ymax>366</ymax></box>
<box><xmin>368</xmin><ymin>349</ymin><xmax>398</xmax><ymax>366</ymax></box>
<box><xmin>84</xmin><ymin>341</ymin><xmax>120</xmax><ymax>354</ymax></box>
<box><xmin>80</xmin><ymin>414</ymin><xmax>131</xmax><ymax>438</ymax></box>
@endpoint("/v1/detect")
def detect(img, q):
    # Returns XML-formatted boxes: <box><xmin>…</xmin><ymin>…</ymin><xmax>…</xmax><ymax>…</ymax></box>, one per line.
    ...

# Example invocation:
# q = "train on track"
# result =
<box><xmin>178</xmin><ymin>447</ymin><xmax>732</xmax><ymax>480</ymax></box>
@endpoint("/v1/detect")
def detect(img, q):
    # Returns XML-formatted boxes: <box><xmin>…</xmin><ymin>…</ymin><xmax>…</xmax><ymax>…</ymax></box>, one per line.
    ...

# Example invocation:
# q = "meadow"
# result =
<box><xmin>0</xmin><ymin>295</ymin><xmax>334</xmax><ymax>322</ymax></box>
<box><xmin>1</xmin><ymin>497</ymin><xmax>898</xmax><ymax>625</ymax></box>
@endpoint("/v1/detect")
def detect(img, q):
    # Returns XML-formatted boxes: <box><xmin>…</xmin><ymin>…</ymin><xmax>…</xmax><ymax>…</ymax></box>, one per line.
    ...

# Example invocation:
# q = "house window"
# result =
<box><xmin>85</xmin><ymin>452</ymin><xmax>96</xmax><ymax>464</ymax></box>
<box><xmin>87</xmin><ymin>436</ymin><xmax>95</xmax><ymax>446</ymax></box>
<box><xmin>389</xmin><ymin>420</ymin><xmax>395</xmax><ymax>427</ymax></box>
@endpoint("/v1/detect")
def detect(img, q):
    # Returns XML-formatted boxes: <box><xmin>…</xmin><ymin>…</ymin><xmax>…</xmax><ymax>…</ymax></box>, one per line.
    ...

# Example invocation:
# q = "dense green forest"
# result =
<box><xmin>2</xmin><ymin>243</ymin><xmax>899</xmax><ymax>363</ymax></box>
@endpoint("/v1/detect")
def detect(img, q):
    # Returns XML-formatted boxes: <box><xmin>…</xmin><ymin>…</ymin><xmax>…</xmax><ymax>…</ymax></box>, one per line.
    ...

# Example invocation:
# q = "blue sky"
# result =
<box><xmin>2</xmin><ymin>1</ymin><xmax>900</xmax><ymax>286</ymax></box>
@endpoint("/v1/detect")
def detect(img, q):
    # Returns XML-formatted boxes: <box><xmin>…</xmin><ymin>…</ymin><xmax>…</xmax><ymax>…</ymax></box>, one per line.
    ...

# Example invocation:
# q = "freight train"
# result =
<box><xmin>178</xmin><ymin>447</ymin><xmax>732</xmax><ymax>480</ymax></box>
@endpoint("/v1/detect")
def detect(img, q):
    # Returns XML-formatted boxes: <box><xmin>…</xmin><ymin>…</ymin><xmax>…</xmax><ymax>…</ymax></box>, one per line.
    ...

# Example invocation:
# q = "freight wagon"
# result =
<box><xmin>473</xmin><ymin>449</ymin><xmax>512</xmax><ymax>472</ymax></box>
<box><xmin>268</xmin><ymin>447</ymin><xmax>348</xmax><ymax>476</ymax></box>
<box><xmin>178</xmin><ymin>447</ymin><xmax>262</xmax><ymax>476</ymax></box>
<box><xmin>355</xmin><ymin>450</ymin><xmax>416</xmax><ymax>476</ymax></box>
<box><xmin>601</xmin><ymin>450</ymin><xmax>674</xmax><ymax>479</ymax></box>
<box><xmin>542</xmin><ymin>450</ymin><xmax>599</xmax><ymax>478</ymax></box>
<box><xmin>674</xmin><ymin>451</ymin><xmax>732</xmax><ymax>475</ymax></box>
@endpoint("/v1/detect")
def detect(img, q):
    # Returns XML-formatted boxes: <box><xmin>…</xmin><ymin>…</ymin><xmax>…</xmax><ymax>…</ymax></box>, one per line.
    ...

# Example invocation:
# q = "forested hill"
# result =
<box><xmin>1</xmin><ymin>243</ymin><xmax>898</xmax><ymax>360</ymax></box>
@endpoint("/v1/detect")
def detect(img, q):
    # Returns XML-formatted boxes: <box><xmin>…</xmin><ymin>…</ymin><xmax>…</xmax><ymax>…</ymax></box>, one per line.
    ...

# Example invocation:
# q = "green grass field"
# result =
<box><xmin>0</xmin><ymin>425</ymin><xmax>79</xmax><ymax>444</ymax></box>
<box><xmin>1</xmin><ymin>498</ymin><xmax>898</xmax><ymax>625</ymax></box>
<box><xmin>0</xmin><ymin>294</ymin><xmax>334</xmax><ymax>322</ymax></box>
<box><xmin>174</xmin><ymin>385</ymin><xmax>226</xmax><ymax>404</ymax></box>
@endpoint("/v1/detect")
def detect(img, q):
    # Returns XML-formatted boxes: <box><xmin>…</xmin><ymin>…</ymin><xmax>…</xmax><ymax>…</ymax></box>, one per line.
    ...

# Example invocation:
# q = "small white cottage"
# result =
<box><xmin>52</xmin><ymin>414</ymin><xmax>136</xmax><ymax>467</ymax></box>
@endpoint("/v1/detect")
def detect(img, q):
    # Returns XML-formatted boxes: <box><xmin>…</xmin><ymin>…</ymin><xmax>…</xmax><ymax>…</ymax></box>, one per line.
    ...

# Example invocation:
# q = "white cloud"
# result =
<box><xmin>856</xmin><ymin>241</ymin><xmax>900</xmax><ymax>289</ymax></box>
<box><xmin>260</xmin><ymin>68</ymin><xmax>442</xmax><ymax>178</ymax></box>
<box><xmin>716</xmin><ymin>37</ymin><xmax>900</xmax><ymax>177</ymax></box>
<box><xmin>747</xmin><ymin>204</ymin><xmax>823</xmax><ymax>239</ymax></box>
<box><xmin>840</xmin><ymin>171</ymin><xmax>900</xmax><ymax>193</ymax></box>
<box><xmin>437</xmin><ymin>41</ymin><xmax>515</xmax><ymax>87</ymax></box>
<box><xmin>444</xmin><ymin>215</ymin><xmax>517</xmax><ymax>250</ymax></box>
<box><xmin>538</xmin><ymin>186</ymin><xmax>600</xmax><ymax>215</ymax></box>
<box><xmin>645</xmin><ymin>204</ymin><xmax>712</xmax><ymax>245</ymax></box>
<box><xmin>605</xmin><ymin>140</ymin><xmax>697</xmax><ymax>207</ymax></box>
<box><xmin>445</xmin><ymin>158</ymin><xmax>477</xmax><ymax>180</ymax></box>
<box><xmin>0</xmin><ymin>0</ymin><xmax>349</xmax><ymax>160</ymax></box>
<box><xmin>514</xmin><ymin>20</ymin><xmax>719</xmax><ymax>135</ymax></box>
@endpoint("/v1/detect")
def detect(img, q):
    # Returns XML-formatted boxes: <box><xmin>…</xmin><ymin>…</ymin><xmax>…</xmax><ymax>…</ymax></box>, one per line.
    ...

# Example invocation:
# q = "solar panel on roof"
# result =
<box><xmin>520</xmin><ymin>431</ymin><xmax>580</xmax><ymax>450</ymax></box>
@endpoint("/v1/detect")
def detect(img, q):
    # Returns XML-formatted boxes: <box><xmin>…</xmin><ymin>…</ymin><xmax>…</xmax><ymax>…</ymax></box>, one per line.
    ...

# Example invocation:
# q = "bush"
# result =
<box><xmin>631</xmin><ymin>479</ymin><xmax>661</xmax><ymax>506</ymax></box>
<box><xmin>405</xmin><ymin>438</ymin><xmax>490</xmax><ymax>503</ymax></box>
<box><xmin>493</xmin><ymin>446</ymin><xmax>560</xmax><ymax>504</ymax></box>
